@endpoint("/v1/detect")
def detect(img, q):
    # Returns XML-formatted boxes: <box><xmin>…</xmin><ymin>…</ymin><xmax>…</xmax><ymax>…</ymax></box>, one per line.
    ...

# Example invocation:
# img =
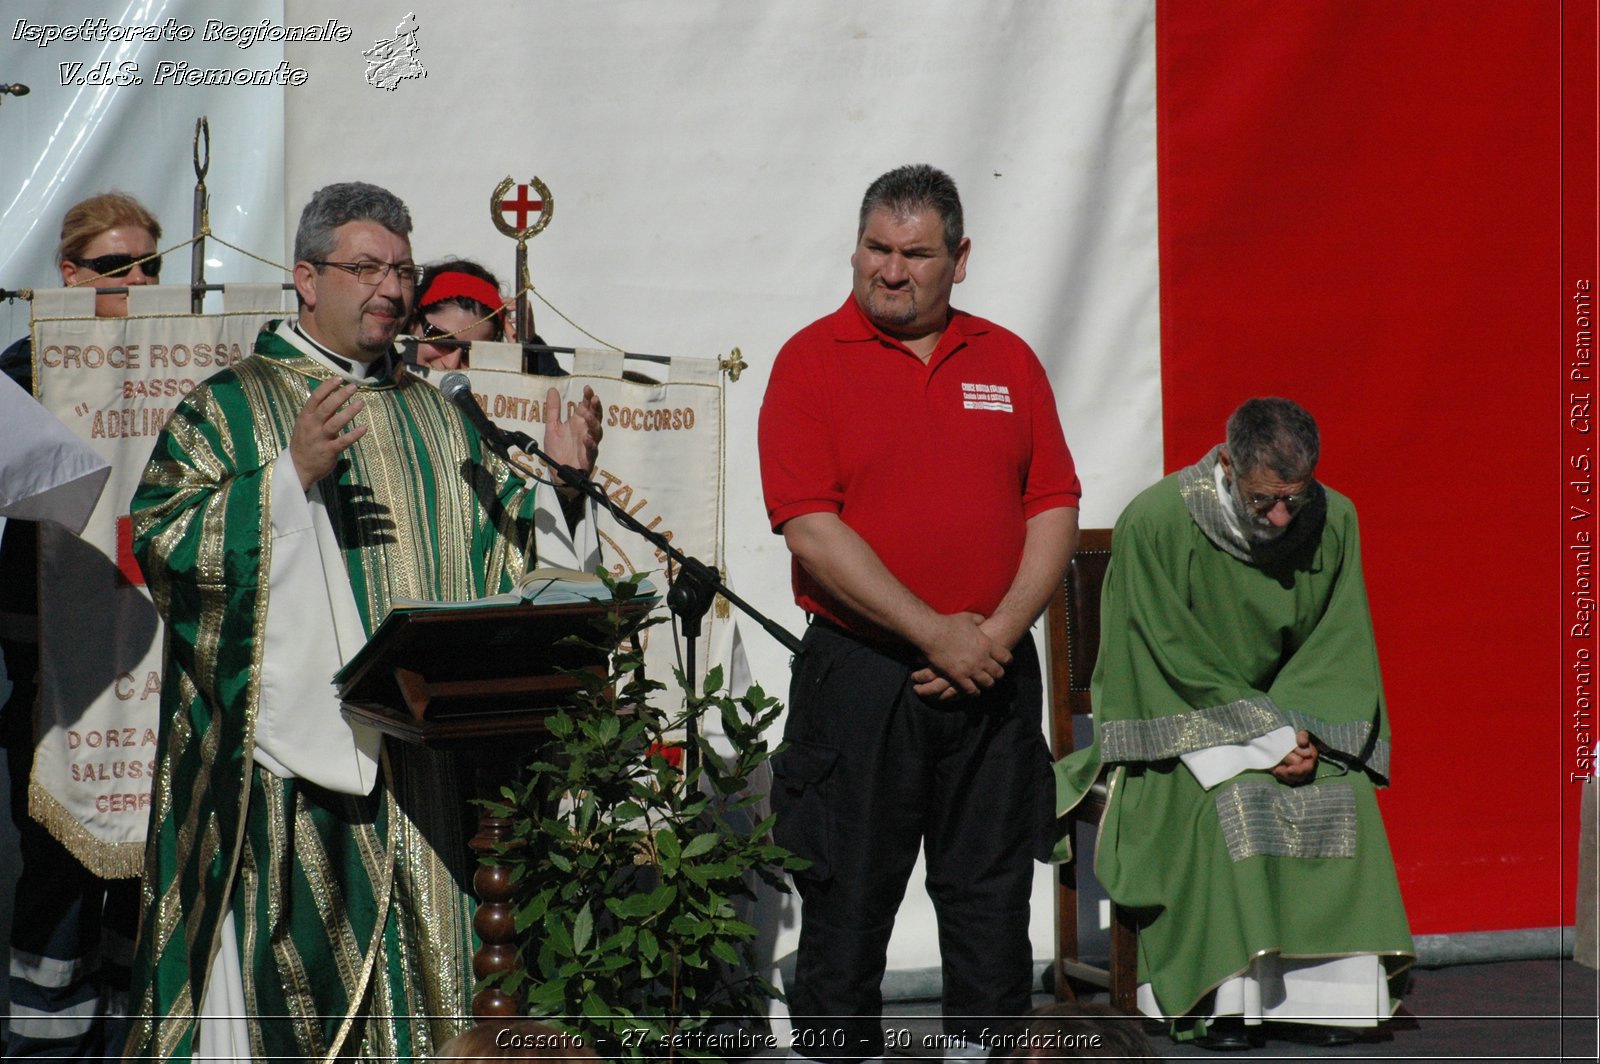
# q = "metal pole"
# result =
<box><xmin>515</xmin><ymin>239</ymin><xmax>531</xmax><ymax>343</ymax></box>
<box><xmin>190</xmin><ymin>118</ymin><xmax>210</xmax><ymax>314</ymax></box>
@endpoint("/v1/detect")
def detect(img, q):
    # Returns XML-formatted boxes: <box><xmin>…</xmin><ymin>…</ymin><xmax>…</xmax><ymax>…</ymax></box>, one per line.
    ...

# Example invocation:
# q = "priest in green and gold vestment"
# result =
<box><xmin>124</xmin><ymin>183</ymin><xmax>605</xmax><ymax>1062</ymax></box>
<box><xmin>1056</xmin><ymin>397</ymin><xmax>1413</xmax><ymax>1049</ymax></box>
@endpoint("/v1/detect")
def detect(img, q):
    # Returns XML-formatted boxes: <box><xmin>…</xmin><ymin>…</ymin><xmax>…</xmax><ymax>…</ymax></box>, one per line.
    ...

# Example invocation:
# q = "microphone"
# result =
<box><xmin>438</xmin><ymin>372</ymin><xmax>533</xmax><ymax>457</ymax></box>
<box><xmin>0</xmin><ymin>83</ymin><xmax>29</xmax><ymax>97</ymax></box>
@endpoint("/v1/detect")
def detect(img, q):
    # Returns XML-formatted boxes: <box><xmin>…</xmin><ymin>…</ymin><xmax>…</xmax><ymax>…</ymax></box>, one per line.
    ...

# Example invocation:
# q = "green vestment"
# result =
<box><xmin>1056</xmin><ymin>447</ymin><xmax>1413</xmax><ymax>1029</ymax></box>
<box><xmin>125</xmin><ymin>323</ymin><xmax>538</xmax><ymax>1061</ymax></box>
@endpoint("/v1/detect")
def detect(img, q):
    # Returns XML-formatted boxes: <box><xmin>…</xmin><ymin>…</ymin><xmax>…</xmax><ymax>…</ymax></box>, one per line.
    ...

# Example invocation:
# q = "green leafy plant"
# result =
<box><xmin>486</xmin><ymin>574</ymin><xmax>806</xmax><ymax>1060</ymax></box>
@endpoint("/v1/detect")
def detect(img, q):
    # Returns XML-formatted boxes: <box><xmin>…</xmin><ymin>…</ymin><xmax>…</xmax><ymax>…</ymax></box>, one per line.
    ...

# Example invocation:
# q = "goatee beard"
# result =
<box><xmin>866</xmin><ymin>289</ymin><xmax>917</xmax><ymax>327</ymax></box>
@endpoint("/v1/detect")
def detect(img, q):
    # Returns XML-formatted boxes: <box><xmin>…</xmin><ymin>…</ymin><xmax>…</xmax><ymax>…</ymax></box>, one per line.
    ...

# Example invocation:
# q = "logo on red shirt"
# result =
<box><xmin>961</xmin><ymin>382</ymin><xmax>1013</xmax><ymax>412</ymax></box>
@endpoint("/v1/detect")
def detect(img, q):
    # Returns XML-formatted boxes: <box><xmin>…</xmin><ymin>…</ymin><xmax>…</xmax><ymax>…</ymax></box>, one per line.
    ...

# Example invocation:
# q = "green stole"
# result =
<box><xmin>127</xmin><ymin>323</ymin><xmax>536</xmax><ymax>1060</ymax></box>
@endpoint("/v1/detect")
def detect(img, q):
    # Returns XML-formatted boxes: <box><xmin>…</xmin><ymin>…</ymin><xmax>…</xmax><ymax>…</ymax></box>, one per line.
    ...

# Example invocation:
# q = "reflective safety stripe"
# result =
<box><xmin>6</xmin><ymin>1001</ymin><xmax>98</xmax><ymax>1039</ymax></box>
<box><xmin>9</xmin><ymin>946</ymin><xmax>94</xmax><ymax>989</ymax></box>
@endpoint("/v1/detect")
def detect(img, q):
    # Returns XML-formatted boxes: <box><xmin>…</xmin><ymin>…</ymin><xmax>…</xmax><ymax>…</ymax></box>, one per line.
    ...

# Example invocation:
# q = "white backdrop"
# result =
<box><xmin>0</xmin><ymin>0</ymin><xmax>287</xmax><ymax>346</ymax></box>
<box><xmin>1</xmin><ymin>0</ymin><xmax>1161</xmax><ymax>990</ymax></box>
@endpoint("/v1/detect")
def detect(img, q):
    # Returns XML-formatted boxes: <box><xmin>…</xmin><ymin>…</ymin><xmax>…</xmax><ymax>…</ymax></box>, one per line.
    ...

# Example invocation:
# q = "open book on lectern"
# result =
<box><xmin>389</xmin><ymin>566</ymin><xmax>659</xmax><ymax>611</ymax></box>
<box><xmin>332</xmin><ymin>568</ymin><xmax>659</xmax><ymax>693</ymax></box>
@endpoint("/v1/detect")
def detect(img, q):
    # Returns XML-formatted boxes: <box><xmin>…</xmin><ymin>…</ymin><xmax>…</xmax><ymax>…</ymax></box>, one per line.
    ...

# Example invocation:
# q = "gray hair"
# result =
<box><xmin>293</xmin><ymin>182</ymin><xmax>413</xmax><ymax>263</ymax></box>
<box><xmin>858</xmin><ymin>164</ymin><xmax>964</xmax><ymax>255</ymax></box>
<box><xmin>1226</xmin><ymin>397</ymin><xmax>1320</xmax><ymax>479</ymax></box>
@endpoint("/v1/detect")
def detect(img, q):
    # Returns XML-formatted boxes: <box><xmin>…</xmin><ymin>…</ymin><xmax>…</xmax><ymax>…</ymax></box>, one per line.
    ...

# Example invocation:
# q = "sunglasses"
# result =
<box><xmin>417</xmin><ymin>322</ymin><xmax>472</xmax><ymax>347</ymax></box>
<box><xmin>71</xmin><ymin>253</ymin><xmax>161</xmax><ymax>279</ymax></box>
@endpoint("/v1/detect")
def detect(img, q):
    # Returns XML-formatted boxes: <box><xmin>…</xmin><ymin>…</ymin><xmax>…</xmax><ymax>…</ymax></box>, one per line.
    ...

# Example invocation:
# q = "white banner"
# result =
<box><xmin>453</xmin><ymin>340</ymin><xmax>733</xmax><ymax>708</ymax></box>
<box><xmin>30</xmin><ymin>285</ymin><xmax>285</xmax><ymax>876</ymax></box>
<box><xmin>30</xmin><ymin>297</ymin><xmax>732</xmax><ymax>875</ymax></box>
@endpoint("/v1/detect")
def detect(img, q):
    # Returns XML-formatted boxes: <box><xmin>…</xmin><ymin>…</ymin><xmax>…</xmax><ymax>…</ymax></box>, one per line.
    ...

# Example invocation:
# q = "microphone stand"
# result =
<box><xmin>480</xmin><ymin>415</ymin><xmax>803</xmax><ymax>775</ymax></box>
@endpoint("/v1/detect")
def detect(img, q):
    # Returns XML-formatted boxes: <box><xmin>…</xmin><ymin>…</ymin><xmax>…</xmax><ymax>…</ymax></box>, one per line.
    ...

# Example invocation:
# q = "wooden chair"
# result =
<box><xmin>1046</xmin><ymin>527</ymin><xmax>1138</xmax><ymax>1012</ymax></box>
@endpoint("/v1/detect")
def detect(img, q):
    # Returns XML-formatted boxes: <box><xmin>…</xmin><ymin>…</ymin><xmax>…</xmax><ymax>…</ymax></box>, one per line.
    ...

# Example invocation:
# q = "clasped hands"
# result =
<box><xmin>909</xmin><ymin>611</ymin><xmax>1013</xmax><ymax>702</ymax></box>
<box><xmin>904</xmin><ymin>602</ymin><xmax>1323</xmax><ymax>786</ymax></box>
<box><xmin>1270</xmin><ymin>729</ymin><xmax>1319</xmax><ymax>785</ymax></box>
<box><xmin>289</xmin><ymin>378</ymin><xmax>603</xmax><ymax>493</ymax></box>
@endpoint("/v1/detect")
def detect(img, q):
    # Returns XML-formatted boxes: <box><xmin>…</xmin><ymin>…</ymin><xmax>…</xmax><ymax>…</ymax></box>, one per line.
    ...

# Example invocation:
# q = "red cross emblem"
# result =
<box><xmin>499</xmin><ymin>184</ymin><xmax>543</xmax><ymax>230</ymax></box>
<box><xmin>491</xmin><ymin>176</ymin><xmax>554</xmax><ymax>239</ymax></box>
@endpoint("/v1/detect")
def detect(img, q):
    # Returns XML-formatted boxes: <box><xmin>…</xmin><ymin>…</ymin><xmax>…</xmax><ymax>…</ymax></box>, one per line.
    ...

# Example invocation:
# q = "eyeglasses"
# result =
<box><xmin>311</xmin><ymin>259</ymin><xmax>420</xmax><ymax>286</ymax></box>
<box><xmin>71</xmin><ymin>253</ymin><xmax>161</xmax><ymax>278</ymax></box>
<box><xmin>1244</xmin><ymin>489</ymin><xmax>1311</xmax><ymax>516</ymax></box>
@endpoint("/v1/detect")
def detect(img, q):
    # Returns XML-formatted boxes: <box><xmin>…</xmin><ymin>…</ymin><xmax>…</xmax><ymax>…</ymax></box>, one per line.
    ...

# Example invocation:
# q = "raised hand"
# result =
<box><xmin>290</xmin><ymin>379</ymin><xmax>366</xmax><ymax>491</ymax></box>
<box><xmin>541</xmin><ymin>385</ymin><xmax>603</xmax><ymax>487</ymax></box>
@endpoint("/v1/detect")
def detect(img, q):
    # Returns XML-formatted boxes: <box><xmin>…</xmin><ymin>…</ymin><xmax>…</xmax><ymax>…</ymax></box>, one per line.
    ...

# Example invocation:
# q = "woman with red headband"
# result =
<box><xmin>407</xmin><ymin>258</ymin><xmax>509</xmax><ymax>370</ymax></box>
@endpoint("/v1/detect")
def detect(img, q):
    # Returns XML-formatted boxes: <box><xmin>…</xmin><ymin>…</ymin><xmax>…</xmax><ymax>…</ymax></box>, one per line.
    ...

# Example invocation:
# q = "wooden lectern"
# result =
<box><xmin>336</xmin><ymin>598</ymin><xmax>649</xmax><ymax>1018</ymax></box>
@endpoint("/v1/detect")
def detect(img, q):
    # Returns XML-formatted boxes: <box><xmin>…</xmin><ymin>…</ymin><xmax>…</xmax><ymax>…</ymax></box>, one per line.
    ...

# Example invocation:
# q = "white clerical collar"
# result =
<box><xmin>1213</xmin><ymin>460</ymin><xmax>1248</xmax><ymax>543</ymax></box>
<box><xmin>280</xmin><ymin>319</ymin><xmax>396</xmax><ymax>381</ymax></box>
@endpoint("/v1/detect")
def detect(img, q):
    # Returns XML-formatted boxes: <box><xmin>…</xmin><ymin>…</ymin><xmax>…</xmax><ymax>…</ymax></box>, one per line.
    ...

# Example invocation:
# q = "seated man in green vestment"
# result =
<box><xmin>1056</xmin><ymin>397</ymin><xmax>1413</xmax><ymax>1050</ymax></box>
<box><xmin>123</xmin><ymin>182</ymin><xmax>604</xmax><ymax>1062</ymax></box>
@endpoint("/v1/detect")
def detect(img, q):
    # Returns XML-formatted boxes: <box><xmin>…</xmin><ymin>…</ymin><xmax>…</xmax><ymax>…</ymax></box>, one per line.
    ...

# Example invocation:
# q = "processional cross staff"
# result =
<box><xmin>490</xmin><ymin>176</ymin><xmax>554</xmax><ymax>344</ymax></box>
<box><xmin>467</xmin><ymin>176</ymin><xmax>557</xmax><ymax>1019</ymax></box>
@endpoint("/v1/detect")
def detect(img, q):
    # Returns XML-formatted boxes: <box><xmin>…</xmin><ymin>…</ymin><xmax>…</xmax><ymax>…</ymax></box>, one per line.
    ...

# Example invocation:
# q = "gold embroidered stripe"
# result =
<box><xmin>1213</xmin><ymin>778</ymin><xmax>1358</xmax><ymax>861</ymax></box>
<box><xmin>1100</xmin><ymin>697</ymin><xmax>1282</xmax><ymax>762</ymax></box>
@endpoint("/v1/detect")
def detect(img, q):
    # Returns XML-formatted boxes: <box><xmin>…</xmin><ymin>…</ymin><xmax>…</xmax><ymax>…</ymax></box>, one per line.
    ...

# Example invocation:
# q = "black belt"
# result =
<box><xmin>806</xmin><ymin>614</ymin><xmax>922</xmax><ymax>664</ymax></box>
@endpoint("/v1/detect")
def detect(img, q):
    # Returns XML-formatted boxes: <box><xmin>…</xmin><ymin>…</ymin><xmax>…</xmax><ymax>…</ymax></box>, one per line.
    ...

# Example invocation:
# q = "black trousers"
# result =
<box><xmin>771</xmin><ymin>623</ymin><xmax>1054</xmax><ymax>1063</ymax></box>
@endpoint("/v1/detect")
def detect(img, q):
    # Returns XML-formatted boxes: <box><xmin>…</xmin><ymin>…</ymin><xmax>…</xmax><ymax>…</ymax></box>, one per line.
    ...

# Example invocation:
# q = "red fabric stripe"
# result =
<box><xmin>1157</xmin><ymin>0</ymin><xmax>1578</xmax><ymax>933</ymax></box>
<box><xmin>115</xmin><ymin>514</ymin><xmax>145</xmax><ymax>587</ymax></box>
<box><xmin>1562</xmin><ymin>0</ymin><xmax>1600</xmax><ymax>935</ymax></box>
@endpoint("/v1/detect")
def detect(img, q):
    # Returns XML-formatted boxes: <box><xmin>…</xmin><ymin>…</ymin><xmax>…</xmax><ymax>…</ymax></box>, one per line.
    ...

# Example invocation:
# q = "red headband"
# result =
<box><xmin>419</xmin><ymin>271</ymin><xmax>506</xmax><ymax>318</ymax></box>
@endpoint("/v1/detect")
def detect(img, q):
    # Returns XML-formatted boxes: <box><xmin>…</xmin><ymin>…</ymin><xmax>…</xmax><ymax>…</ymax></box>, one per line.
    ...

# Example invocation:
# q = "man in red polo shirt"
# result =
<box><xmin>759</xmin><ymin>164</ymin><xmax>1081</xmax><ymax>1062</ymax></box>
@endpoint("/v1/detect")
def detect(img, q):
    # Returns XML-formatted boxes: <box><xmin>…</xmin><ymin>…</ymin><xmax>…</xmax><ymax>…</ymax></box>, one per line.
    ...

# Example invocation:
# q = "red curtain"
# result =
<box><xmin>1157</xmin><ymin>0</ymin><xmax>1586</xmax><ymax>934</ymax></box>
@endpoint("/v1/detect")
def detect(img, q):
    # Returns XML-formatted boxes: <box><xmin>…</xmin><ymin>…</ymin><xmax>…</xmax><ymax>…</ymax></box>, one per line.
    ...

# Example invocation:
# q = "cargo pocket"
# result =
<box><xmin>769</xmin><ymin>739</ymin><xmax>839</xmax><ymax>882</ymax></box>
